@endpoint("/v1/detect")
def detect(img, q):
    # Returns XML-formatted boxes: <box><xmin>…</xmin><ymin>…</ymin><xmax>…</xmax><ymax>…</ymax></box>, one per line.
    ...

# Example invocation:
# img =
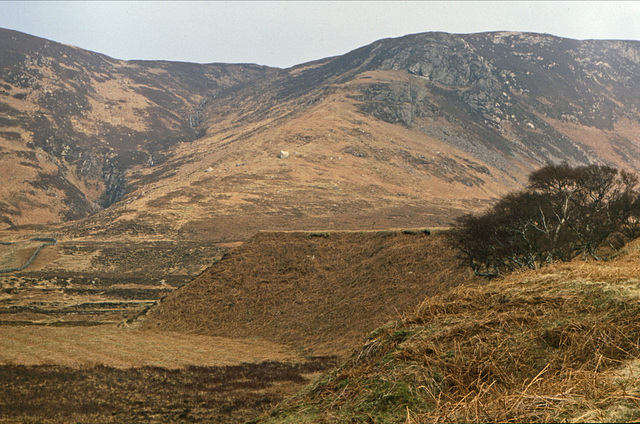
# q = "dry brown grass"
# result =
<box><xmin>0</xmin><ymin>325</ymin><xmax>299</xmax><ymax>368</ymax></box>
<box><xmin>403</xmin><ymin>278</ymin><xmax>640</xmax><ymax>423</ymax></box>
<box><xmin>260</xmin><ymin>248</ymin><xmax>640</xmax><ymax>423</ymax></box>
<box><xmin>0</xmin><ymin>240</ymin><xmax>42</xmax><ymax>270</ymax></box>
<box><xmin>142</xmin><ymin>230</ymin><xmax>479</xmax><ymax>356</ymax></box>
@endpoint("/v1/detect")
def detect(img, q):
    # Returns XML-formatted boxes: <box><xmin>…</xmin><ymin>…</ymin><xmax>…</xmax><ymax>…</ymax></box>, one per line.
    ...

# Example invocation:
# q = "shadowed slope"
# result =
<box><xmin>0</xmin><ymin>27</ymin><xmax>277</xmax><ymax>228</ymax></box>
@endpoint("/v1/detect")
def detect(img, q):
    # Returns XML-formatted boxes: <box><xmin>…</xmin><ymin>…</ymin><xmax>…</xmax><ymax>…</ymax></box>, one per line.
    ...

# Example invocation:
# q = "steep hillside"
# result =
<box><xmin>3</xmin><ymin>29</ymin><xmax>640</xmax><ymax>242</ymax></box>
<box><xmin>142</xmin><ymin>230</ymin><xmax>479</xmax><ymax>356</ymax></box>
<box><xmin>0</xmin><ymin>28</ymin><xmax>277</xmax><ymax>228</ymax></box>
<box><xmin>258</xmin><ymin>246</ymin><xmax>640</xmax><ymax>423</ymax></box>
<box><xmin>63</xmin><ymin>31</ymin><xmax>640</xmax><ymax>241</ymax></box>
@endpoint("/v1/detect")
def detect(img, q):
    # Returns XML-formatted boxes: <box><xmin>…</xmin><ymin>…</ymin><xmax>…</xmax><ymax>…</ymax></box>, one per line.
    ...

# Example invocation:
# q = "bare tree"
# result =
<box><xmin>451</xmin><ymin>163</ymin><xmax>640</xmax><ymax>276</ymax></box>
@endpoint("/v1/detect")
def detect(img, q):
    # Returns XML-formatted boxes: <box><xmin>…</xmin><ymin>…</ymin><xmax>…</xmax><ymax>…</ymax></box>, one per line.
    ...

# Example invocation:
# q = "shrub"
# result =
<box><xmin>451</xmin><ymin>163</ymin><xmax>640</xmax><ymax>276</ymax></box>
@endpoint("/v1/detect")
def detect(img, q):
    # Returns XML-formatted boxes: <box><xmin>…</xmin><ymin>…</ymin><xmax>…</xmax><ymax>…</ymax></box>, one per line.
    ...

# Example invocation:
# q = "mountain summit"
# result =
<box><xmin>1</xmin><ymin>29</ymin><xmax>640</xmax><ymax>240</ymax></box>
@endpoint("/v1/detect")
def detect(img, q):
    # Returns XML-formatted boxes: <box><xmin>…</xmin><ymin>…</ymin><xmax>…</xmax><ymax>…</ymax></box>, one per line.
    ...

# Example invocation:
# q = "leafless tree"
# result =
<box><xmin>451</xmin><ymin>163</ymin><xmax>640</xmax><ymax>276</ymax></box>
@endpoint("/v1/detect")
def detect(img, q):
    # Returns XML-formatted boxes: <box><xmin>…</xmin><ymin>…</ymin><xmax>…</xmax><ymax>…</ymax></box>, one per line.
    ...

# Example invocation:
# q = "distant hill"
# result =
<box><xmin>2</xmin><ymin>29</ymin><xmax>640</xmax><ymax>240</ymax></box>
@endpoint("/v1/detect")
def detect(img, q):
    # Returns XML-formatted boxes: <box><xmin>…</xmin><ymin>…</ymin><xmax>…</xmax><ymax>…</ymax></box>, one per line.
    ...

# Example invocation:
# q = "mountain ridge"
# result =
<box><xmin>1</xmin><ymin>28</ymin><xmax>640</xmax><ymax>241</ymax></box>
<box><xmin>0</xmin><ymin>27</ymin><xmax>277</xmax><ymax>228</ymax></box>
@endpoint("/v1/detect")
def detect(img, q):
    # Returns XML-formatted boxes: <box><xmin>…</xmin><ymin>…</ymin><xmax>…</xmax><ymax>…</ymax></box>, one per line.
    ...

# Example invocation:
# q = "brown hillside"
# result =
<box><xmin>143</xmin><ymin>230</ymin><xmax>479</xmax><ymax>356</ymax></box>
<box><xmin>260</xmin><ymin>245</ymin><xmax>640</xmax><ymax>423</ymax></box>
<box><xmin>4</xmin><ymin>30</ymin><xmax>640</xmax><ymax>245</ymax></box>
<box><xmin>60</xmin><ymin>32</ymin><xmax>640</xmax><ymax>243</ymax></box>
<box><xmin>0</xmin><ymin>27</ymin><xmax>276</xmax><ymax>228</ymax></box>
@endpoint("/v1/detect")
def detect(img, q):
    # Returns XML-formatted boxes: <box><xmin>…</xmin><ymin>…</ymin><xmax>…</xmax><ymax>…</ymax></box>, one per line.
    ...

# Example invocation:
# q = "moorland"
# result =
<box><xmin>2</xmin><ymin>28</ymin><xmax>640</xmax><ymax>422</ymax></box>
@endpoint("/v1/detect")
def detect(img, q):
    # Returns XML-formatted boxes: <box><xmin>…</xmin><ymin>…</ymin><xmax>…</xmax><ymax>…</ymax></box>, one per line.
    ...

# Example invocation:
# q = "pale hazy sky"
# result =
<box><xmin>1</xmin><ymin>1</ymin><xmax>639</xmax><ymax>68</ymax></box>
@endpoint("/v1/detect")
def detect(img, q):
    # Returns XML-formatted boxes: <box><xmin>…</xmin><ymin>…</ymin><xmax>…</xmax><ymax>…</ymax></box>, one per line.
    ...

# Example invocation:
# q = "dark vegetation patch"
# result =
<box><xmin>400</xmin><ymin>150</ymin><xmax>485</xmax><ymax>187</ymax></box>
<box><xmin>18</xmin><ymin>161</ymin><xmax>41</xmax><ymax>169</ymax></box>
<box><xmin>453</xmin><ymin>163</ymin><xmax>640</xmax><ymax>276</ymax></box>
<box><xmin>0</xmin><ymin>357</ymin><xmax>338</xmax><ymax>424</ymax></box>
<box><xmin>0</xmin><ymin>216</ymin><xmax>14</xmax><ymax>227</ymax></box>
<box><xmin>0</xmin><ymin>302</ymin><xmax>153</xmax><ymax>315</ymax></box>
<box><xmin>0</xmin><ymin>201</ymin><xmax>22</xmax><ymax>216</ymax></box>
<box><xmin>62</xmin><ymin>287</ymin><xmax>174</xmax><ymax>300</ymax></box>
<box><xmin>343</xmin><ymin>146</ymin><xmax>369</xmax><ymax>158</ymax></box>
<box><xmin>0</xmin><ymin>320</ymin><xmax>106</xmax><ymax>327</ymax></box>
<box><xmin>128</xmin><ymin>157</ymin><xmax>189</xmax><ymax>189</ymax></box>
<box><xmin>37</xmin><ymin>87</ymin><xmax>90</xmax><ymax>117</ymax></box>
<box><xmin>0</xmin><ymin>101</ymin><xmax>24</xmax><ymax>116</ymax></box>
<box><xmin>460</xmin><ymin>157</ymin><xmax>491</xmax><ymax>175</ymax></box>
<box><xmin>0</xmin><ymin>131</ymin><xmax>21</xmax><ymax>141</ymax></box>
<box><xmin>90</xmin><ymin>243</ymin><xmax>220</xmax><ymax>272</ymax></box>
<box><xmin>134</xmin><ymin>85</ymin><xmax>184</xmax><ymax>111</ymax></box>
<box><xmin>0</xmin><ymin>115</ymin><xmax>25</xmax><ymax>127</ymax></box>
<box><xmin>29</xmin><ymin>171</ymin><xmax>92</xmax><ymax>220</ymax></box>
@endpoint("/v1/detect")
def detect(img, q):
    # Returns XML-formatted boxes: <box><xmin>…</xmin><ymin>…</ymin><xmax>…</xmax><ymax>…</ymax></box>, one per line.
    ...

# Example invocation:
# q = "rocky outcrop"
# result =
<box><xmin>100</xmin><ymin>158</ymin><xmax>127</xmax><ymax>207</ymax></box>
<box><xmin>356</xmin><ymin>81</ymin><xmax>433</xmax><ymax>127</ymax></box>
<box><xmin>346</xmin><ymin>32</ymin><xmax>640</xmax><ymax>167</ymax></box>
<box><xmin>360</xmin><ymin>32</ymin><xmax>640</xmax><ymax>131</ymax></box>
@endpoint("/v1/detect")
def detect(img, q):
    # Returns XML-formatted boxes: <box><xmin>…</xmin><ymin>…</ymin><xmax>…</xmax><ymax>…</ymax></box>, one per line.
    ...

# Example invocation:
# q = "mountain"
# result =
<box><xmin>0</xmin><ymin>28</ymin><xmax>277</xmax><ymax>228</ymax></box>
<box><xmin>2</xmin><ymin>29</ymin><xmax>640</xmax><ymax>240</ymax></box>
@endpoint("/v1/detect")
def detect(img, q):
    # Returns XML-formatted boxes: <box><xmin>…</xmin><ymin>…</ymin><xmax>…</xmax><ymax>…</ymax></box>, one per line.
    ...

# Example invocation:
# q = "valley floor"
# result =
<box><xmin>0</xmin><ymin>236</ymin><xmax>334</xmax><ymax>423</ymax></box>
<box><xmin>0</xmin><ymin>326</ymin><xmax>298</xmax><ymax>368</ymax></box>
<box><xmin>0</xmin><ymin>357</ymin><xmax>337</xmax><ymax>423</ymax></box>
<box><xmin>7</xmin><ymin>229</ymin><xmax>640</xmax><ymax>422</ymax></box>
<box><xmin>0</xmin><ymin>230</ymin><xmax>456</xmax><ymax>423</ymax></box>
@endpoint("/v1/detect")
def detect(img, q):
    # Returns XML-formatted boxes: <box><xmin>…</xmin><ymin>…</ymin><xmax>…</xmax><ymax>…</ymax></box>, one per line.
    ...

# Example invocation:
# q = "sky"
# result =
<box><xmin>1</xmin><ymin>1</ymin><xmax>639</xmax><ymax>69</ymax></box>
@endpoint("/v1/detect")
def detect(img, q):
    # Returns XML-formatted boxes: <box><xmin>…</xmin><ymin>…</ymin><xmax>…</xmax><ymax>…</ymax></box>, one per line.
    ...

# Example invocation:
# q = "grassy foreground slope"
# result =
<box><xmin>258</xmin><ymin>243</ymin><xmax>640</xmax><ymax>423</ymax></box>
<box><xmin>143</xmin><ymin>230</ymin><xmax>479</xmax><ymax>356</ymax></box>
